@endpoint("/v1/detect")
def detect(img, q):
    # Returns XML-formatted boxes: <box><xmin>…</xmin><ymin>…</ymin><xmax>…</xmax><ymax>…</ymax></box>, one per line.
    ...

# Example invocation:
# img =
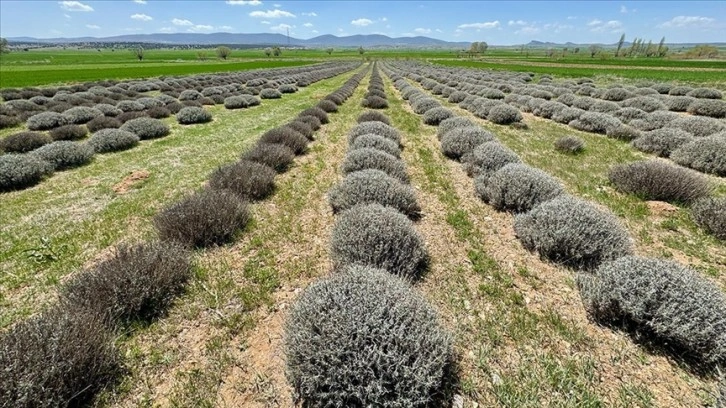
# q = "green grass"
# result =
<box><xmin>435</xmin><ymin>59</ymin><xmax>726</xmax><ymax>85</ymax></box>
<box><xmin>0</xmin><ymin>71</ymin><xmax>356</xmax><ymax>329</ymax></box>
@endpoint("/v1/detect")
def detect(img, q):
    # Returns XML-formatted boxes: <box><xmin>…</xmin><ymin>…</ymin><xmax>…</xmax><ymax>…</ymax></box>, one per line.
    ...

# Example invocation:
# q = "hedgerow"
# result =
<box><xmin>476</xmin><ymin>163</ymin><xmax>564</xmax><ymax>213</ymax></box>
<box><xmin>88</xmin><ymin>129</ymin><xmax>140</xmax><ymax>153</ymax></box>
<box><xmin>578</xmin><ymin>256</ymin><xmax>726</xmax><ymax>366</ymax></box>
<box><xmin>32</xmin><ymin>141</ymin><xmax>94</xmax><ymax>170</ymax></box>
<box><xmin>330</xmin><ymin>204</ymin><xmax>428</xmax><ymax>279</ymax></box>
<box><xmin>60</xmin><ymin>241</ymin><xmax>191</xmax><ymax>324</ymax></box>
<box><xmin>329</xmin><ymin>169</ymin><xmax>420</xmax><ymax>218</ymax></box>
<box><xmin>0</xmin><ymin>154</ymin><xmax>54</xmax><ymax>191</ymax></box>
<box><xmin>284</xmin><ymin>265</ymin><xmax>452</xmax><ymax>406</ymax></box>
<box><xmin>513</xmin><ymin>195</ymin><xmax>633</xmax><ymax>270</ymax></box>
<box><xmin>208</xmin><ymin>160</ymin><xmax>276</xmax><ymax>201</ymax></box>
<box><xmin>609</xmin><ymin>160</ymin><xmax>711</xmax><ymax>204</ymax></box>
<box><xmin>154</xmin><ymin>188</ymin><xmax>250</xmax><ymax>248</ymax></box>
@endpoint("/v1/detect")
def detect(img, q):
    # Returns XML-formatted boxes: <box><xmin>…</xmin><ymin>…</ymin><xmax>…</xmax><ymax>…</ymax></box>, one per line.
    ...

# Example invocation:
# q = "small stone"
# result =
<box><xmin>452</xmin><ymin>394</ymin><xmax>464</xmax><ymax>408</ymax></box>
<box><xmin>492</xmin><ymin>372</ymin><xmax>503</xmax><ymax>386</ymax></box>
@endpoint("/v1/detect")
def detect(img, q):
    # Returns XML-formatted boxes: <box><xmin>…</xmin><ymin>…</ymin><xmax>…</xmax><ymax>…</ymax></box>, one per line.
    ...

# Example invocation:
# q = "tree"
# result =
<box><xmin>326</xmin><ymin>47</ymin><xmax>333</xmax><ymax>55</ymax></box>
<box><xmin>358</xmin><ymin>46</ymin><xmax>364</xmax><ymax>55</ymax></box>
<box><xmin>216</xmin><ymin>46</ymin><xmax>231</xmax><ymax>60</ymax></box>
<box><xmin>573</xmin><ymin>47</ymin><xmax>580</xmax><ymax>54</ymax></box>
<box><xmin>264</xmin><ymin>47</ymin><xmax>272</xmax><ymax>57</ymax></box>
<box><xmin>615</xmin><ymin>33</ymin><xmax>625</xmax><ymax>57</ymax></box>
<box><xmin>468</xmin><ymin>42</ymin><xmax>479</xmax><ymax>57</ymax></box>
<box><xmin>273</xmin><ymin>46</ymin><xmax>281</xmax><ymax>57</ymax></box>
<box><xmin>197</xmin><ymin>51</ymin><xmax>208</xmax><ymax>61</ymax></box>
<box><xmin>0</xmin><ymin>37</ymin><xmax>9</xmax><ymax>54</ymax></box>
<box><xmin>588</xmin><ymin>44</ymin><xmax>601</xmax><ymax>58</ymax></box>
<box><xmin>477</xmin><ymin>41</ymin><xmax>488</xmax><ymax>55</ymax></box>
<box><xmin>133</xmin><ymin>46</ymin><xmax>144</xmax><ymax>61</ymax></box>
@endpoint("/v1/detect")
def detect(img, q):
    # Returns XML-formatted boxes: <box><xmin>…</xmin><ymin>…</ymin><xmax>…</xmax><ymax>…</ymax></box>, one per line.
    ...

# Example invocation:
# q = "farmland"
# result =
<box><xmin>1</xmin><ymin>47</ymin><xmax>726</xmax><ymax>407</ymax></box>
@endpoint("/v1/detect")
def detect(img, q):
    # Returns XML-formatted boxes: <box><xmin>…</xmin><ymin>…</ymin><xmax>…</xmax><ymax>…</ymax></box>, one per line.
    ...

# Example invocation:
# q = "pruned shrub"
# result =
<box><xmin>284</xmin><ymin>265</ymin><xmax>452</xmax><ymax>406</ymax></box>
<box><xmin>441</xmin><ymin>126</ymin><xmax>496</xmax><ymax>160</ymax></box>
<box><xmin>411</xmin><ymin>97</ymin><xmax>440</xmax><ymax>114</ymax></box>
<box><xmin>60</xmin><ymin>241</ymin><xmax>191</xmax><ymax>324</ymax></box>
<box><xmin>350</xmin><ymin>133</ymin><xmax>400</xmax><ymax>158</ymax></box>
<box><xmin>0</xmin><ymin>308</ymin><xmax>119</xmax><ymax>408</ymax></box>
<box><xmin>448</xmin><ymin>91</ymin><xmax>469</xmax><ymax>103</ymax></box>
<box><xmin>26</xmin><ymin>111</ymin><xmax>70</xmax><ymax>131</ymax></box>
<box><xmin>329</xmin><ymin>169</ymin><xmax>420</xmax><ymax>218</ymax></box>
<box><xmin>552</xmin><ymin>107</ymin><xmax>585</xmax><ymax>124</ymax></box>
<box><xmin>569</xmin><ymin>112</ymin><xmax>621</xmax><ymax>134</ymax></box>
<box><xmin>260</xmin><ymin>88</ymin><xmax>282</xmax><ymax>99</ymax></box>
<box><xmin>687</xmin><ymin>87</ymin><xmax>722</xmax><ymax>99</ymax></box>
<box><xmin>147</xmin><ymin>106</ymin><xmax>171</xmax><ymax>119</ymax></box>
<box><xmin>671</xmin><ymin>135</ymin><xmax>726</xmax><ymax>176</ymax></box>
<box><xmin>476</xmin><ymin>163</ymin><xmax>564</xmax><ymax>213</ymax></box>
<box><xmin>671</xmin><ymin>115</ymin><xmax>726</xmax><ymax>137</ymax></box>
<box><xmin>462</xmin><ymin>141</ymin><xmax>521</xmax><ymax>177</ymax></box>
<box><xmin>278</xmin><ymin>84</ymin><xmax>298</xmax><ymax>94</ymax></box>
<box><xmin>687</xmin><ymin>99</ymin><xmax>726</xmax><ymax>118</ymax></box>
<box><xmin>224</xmin><ymin>96</ymin><xmax>251</xmax><ymax>110</ymax></box>
<box><xmin>342</xmin><ymin>148</ymin><xmax>409</xmax><ymax>183</ymax></box>
<box><xmin>0</xmin><ymin>154</ymin><xmax>54</xmax><ymax>191</ymax></box>
<box><xmin>285</xmin><ymin>120</ymin><xmax>314</xmax><ymax>141</ymax></box>
<box><xmin>361</xmin><ymin>96</ymin><xmax>388</xmax><ymax>109</ymax></box>
<box><xmin>605</xmin><ymin>124</ymin><xmax>641</xmax><ymax>141</ymax></box>
<box><xmin>613</xmin><ymin>107</ymin><xmax>648</xmax><ymax>123</ymax></box>
<box><xmin>178</xmin><ymin>89</ymin><xmax>203</xmax><ymax>101</ymax></box>
<box><xmin>488</xmin><ymin>104</ymin><xmax>523</xmax><ymax>124</ymax></box>
<box><xmin>242</xmin><ymin>143</ymin><xmax>295</xmax><ymax>172</ymax></box>
<box><xmin>116</xmin><ymin>100</ymin><xmax>146</xmax><ymax>112</ymax></box>
<box><xmin>299</xmin><ymin>107</ymin><xmax>329</xmax><ymax>124</ymax></box>
<box><xmin>513</xmin><ymin>195</ymin><xmax>633</xmax><ymax>270</ymax></box>
<box><xmin>0</xmin><ymin>114</ymin><xmax>21</xmax><ymax>129</ymax></box>
<box><xmin>63</xmin><ymin>106</ymin><xmax>103</xmax><ymax>124</ymax></box>
<box><xmin>437</xmin><ymin>116</ymin><xmax>476</xmax><ymax>140</ymax></box>
<box><xmin>154</xmin><ymin>189</ymin><xmax>250</xmax><ymax>248</ymax></box>
<box><xmin>631</xmin><ymin>128</ymin><xmax>693</xmax><ymax>157</ymax></box>
<box><xmin>32</xmin><ymin>141</ymin><xmax>94</xmax><ymax>170</ymax></box>
<box><xmin>578</xmin><ymin>256</ymin><xmax>726</xmax><ymax>366</ymax></box>
<box><xmin>94</xmin><ymin>103</ymin><xmax>123</xmax><ymax>117</ymax></box>
<box><xmin>348</xmin><ymin>121</ymin><xmax>401</xmax><ymax>145</ymax></box>
<box><xmin>49</xmin><ymin>124</ymin><xmax>88</xmax><ymax>141</ymax></box>
<box><xmin>602</xmin><ymin>87</ymin><xmax>632</xmax><ymax>101</ymax></box>
<box><xmin>116</xmin><ymin>111</ymin><xmax>148</xmax><ymax>123</ymax></box>
<box><xmin>620</xmin><ymin>96</ymin><xmax>666</xmax><ymax>113</ymax></box>
<box><xmin>120</xmin><ymin>117</ymin><xmax>170</xmax><ymax>139</ymax></box>
<box><xmin>259</xmin><ymin>127</ymin><xmax>308</xmax><ymax>155</ymax></box>
<box><xmin>609</xmin><ymin>160</ymin><xmax>711</xmax><ymax>204</ymax></box>
<box><xmin>1</xmin><ymin>131</ymin><xmax>52</xmax><ymax>153</ymax></box>
<box><xmin>316</xmin><ymin>99</ymin><xmax>338</xmax><ymax>113</ymax></box>
<box><xmin>554</xmin><ymin>135</ymin><xmax>585</xmax><ymax>154</ymax></box>
<box><xmin>88</xmin><ymin>129</ymin><xmax>140</xmax><ymax>153</ymax></box>
<box><xmin>297</xmin><ymin>115</ymin><xmax>322</xmax><ymax>131</ymax></box>
<box><xmin>665</xmin><ymin>96</ymin><xmax>695</xmax><ymax>112</ymax></box>
<box><xmin>357</xmin><ymin>110</ymin><xmax>391</xmax><ymax>126</ymax></box>
<box><xmin>208</xmin><ymin>160</ymin><xmax>276</xmax><ymax>201</ymax></box>
<box><xmin>423</xmin><ymin>107</ymin><xmax>454</xmax><ymax>126</ymax></box>
<box><xmin>176</xmin><ymin>106</ymin><xmax>212</xmax><ymax>125</ymax></box>
<box><xmin>330</xmin><ymin>204</ymin><xmax>427</xmax><ymax>279</ymax></box>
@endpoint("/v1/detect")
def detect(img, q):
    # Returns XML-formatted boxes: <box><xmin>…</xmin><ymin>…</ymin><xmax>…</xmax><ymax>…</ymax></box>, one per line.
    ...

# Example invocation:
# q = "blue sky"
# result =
<box><xmin>1</xmin><ymin>1</ymin><xmax>724</xmax><ymax>44</ymax></box>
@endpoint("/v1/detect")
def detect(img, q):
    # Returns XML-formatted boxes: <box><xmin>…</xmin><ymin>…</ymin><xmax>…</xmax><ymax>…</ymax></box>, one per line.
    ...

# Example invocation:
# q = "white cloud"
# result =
<box><xmin>508</xmin><ymin>20</ymin><xmax>527</xmax><ymax>26</ymax></box>
<box><xmin>249</xmin><ymin>9</ymin><xmax>295</xmax><ymax>18</ymax></box>
<box><xmin>261</xmin><ymin>20</ymin><xmax>271</xmax><ymax>25</ymax></box>
<box><xmin>226</xmin><ymin>0</ymin><xmax>262</xmax><ymax>5</ymax></box>
<box><xmin>172</xmin><ymin>18</ymin><xmax>193</xmax><ymax>26</ymax></box>
<box><xmin>59</xmin><ymin>1</ymin><xmax>93</xmax><ymax>12</ymax></box>
<box><xmin>413</xmin><ymin>27</ymin><xmax>431</xmax><ymax>34</ymax></box>
<box><xmin>380</xmin><ymin>17</ymin><xmax>387</xmax><ymax>22</ymax></box>
<box><xmin>351</xmin><ymin>18</ymin><xmax>373</xmax><ymax>26</ymax></box>
<box><xmin>457</xmin><ymin>21</ymin><xmax>500</xmax><ymax>29</ymax></box>
<box><xmin>273</xmin><ymin>3</ymin><xmax>281</xmax><ymax>7</ymax></box>
<box><xmin>159</xmin><ymin>27</ymin><xmax>175</xmax><ymax>33</ymax></box>
<box><xmin>311</xmin><ymin>29</ymin><xmax>318</xmax><ymax>33</ymax></box>
<box><xmin>436</xmin><ymin>28</ymin><xmax>443</xmax><ymax>33</ymax></box>
<box><xmin>86</xmin><ymin>24</ymin><xmax>100</xmax><ymax>29</ymax></box>
<box><xmin>219</xmin><ymin>25</ymin><xmax>233</xmax><ymax>30</ymax></box>
<box><xmin>658</xmin><ymin>15</ymin><xmax>715</xmax><ymax>28</ymax></box>
<box><xmin>270</xmin><ymin>23</ymin><xmax>293</xmax><ymax>32</ymax></box>
<box><xmin>303</xmin><ymin>22</ymin><xmax>313</xmax><ymax>27</ymax></box>
<box><xmin>302</xmin><ymin>12</ymin><xmax>317</xmax><ymax>17</ymax></box>
<box><xmin>588</xmin><ymin>19</ymin><xmax>623</xmax><ymax>32</ymax></box>
<box><xmin>133</xmin><ymin>0</ymin><xmax>147</xmax><ymax>4</ymax></box>
<box><xmin>188</xmin><ymin>24</ymin><xmax>214</xmax><ymax>32</ymax></box>
<box><xmin>131</xmin><ymin>13</ymin><xmax>153</xmax><ymax>21</ymax></box>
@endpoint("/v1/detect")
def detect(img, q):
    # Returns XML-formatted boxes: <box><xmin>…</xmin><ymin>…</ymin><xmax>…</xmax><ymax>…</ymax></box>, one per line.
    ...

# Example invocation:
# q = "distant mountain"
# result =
<box><xmin>7</xmin><ymin>33</ymin><xmax>469</xmax><ymax>49</ymax></box>
<box><xmin>525</xmin><ymin>40</ymin><xmax>726</xmax><ymax>48</ymax></box>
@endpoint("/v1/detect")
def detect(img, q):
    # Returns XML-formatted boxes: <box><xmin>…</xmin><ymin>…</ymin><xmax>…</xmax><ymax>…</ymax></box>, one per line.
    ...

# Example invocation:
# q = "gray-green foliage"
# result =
<box><xmin>208</xmin><ymin>160</ymin><xmax>276</xmax><ymax>201</ymax></box>
<box><xmin>440</xmin><ymin>126</ymin><xmax>496</xmax><ymax>160</ymax></box>
<box><xmin>437</xmin><ymin>116</ymin><xmax>476</xmax><ymax>140</ymax></box>
<box><xmin>350</xmin><ymin>134</ymin><xmax>401</xmax><ymax>158</ymax></box>
<box><xmin>608</xmin><ymin>160</ymin><xmax>711</xmax><ymax>204</ymax></box>
<box><xmin>348</xmin><ymin>121</ymin><xmax>401</xmax><ymax>145</ymax></box>
<box><xmin>423</xmin><ymin>107</ymin><xmax>454</xmax><ymax>126</ymax></box>
<box><xmin>631</xmin><ymin>128</ymin><xmax>694</xmax><ymax>158</ymax></box>
<box><xmin>687</xmin><ymin>99</ymin><xmax>726</xmax><ymax>118</ymax></box>
<box><xmin>32</xmin><ymin>141</ymin><xmax>94</xmax><ymax>170</ymax></box>
<box><xmin>0</xmin><ymin>131</ymin><xmax>51</xmax><ymax>153</ymax></box>
<box><xmin>62</xmin><ymin>106</ymin><xmax>103</xmax><ymax>124</ymax></box>
<box><xmin>342</xmin><ymin>148</ymin><xmax>409</xmax><ymax>183</ymax></box>
<box><xmin>554</xmin><ymin>135</ymin><xmax>585</xmax><ymax>154</ymax></box>
<box><xmin>578</xmin><ymin>256</ymin><xmax>726</xmax><ymax>366</ymax></box>
<box><xmin>461</xmin><ymin>141</ymin><xmax>521</xmax><ymax>177</ymax></box>
<box><xmin>487</xmin><ymin>104</ymin><xmax>523</xmax><ymax>124</ymax></box>
<box><xmin>331</xmin><ymin>204</ymin><xmax>427</xmax><ymax>279</ymax></box>
<box><xmin>691</xmin><ymin>196</ymin><xmax>726</xmax><ymax>240</ymax></box>
<box><xmin>120</xmin><ymin>117</ymin><xmax>170</xmax><ymax>139</ymax></box>
<box><xmin>260</xmin><ymin>88</ymin><xmax>282</xmax><ymax>99</ymax></box>
<box><xmin>329</xmin><ymin>169</ymin><xmax>420</xmax><ymax>218</ymax></box>
<box><xmin>88</xmin><ymin>129</ymin><xmax>140</xmax><ymax>153</ymax></box>
<box><xmin>513</xmin><ymin>195</ymin><xmax>633</xmax><ymax>270</ymax></box>
<box><xmin>176</xmin><ymin>106</ymin><xmax>213</xmax><ymax>124</ymax></box>
<box><xmin>242</xmin><ymin>143</ymin><xmax>295</xmax><ymax>172</ymax></box>
<box><xmin>0</xmin><ymin>153</ymin><xmax>54</xmax><ymax>191</ymax></box>
<box><xmin>476</xmin><ymin>163</ymin><xmax>564</xmax><ymax>213</ymax></box>
<box><xmin>284</xmin><ymin>265</ymin><xmax>453</xmax><ymax>407</ymax></box>
<box><xmin>26</xmin><ymin>111</ymin><xmax>70</xmax><ymax>131</ymax></box>
<box><xmin>411</xmin><ymin>97</ymin><xmax>440</xmax><ymax>114</ymax></box>
<box><xmin>671</xmin><ymin>135</ymin><xmax>726</xmax><ymax>176</ymax></box>
<box><xmin>671</xmin><ymin>115</ymin><xmax>726</xmax><ymax>137</ymax></box>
